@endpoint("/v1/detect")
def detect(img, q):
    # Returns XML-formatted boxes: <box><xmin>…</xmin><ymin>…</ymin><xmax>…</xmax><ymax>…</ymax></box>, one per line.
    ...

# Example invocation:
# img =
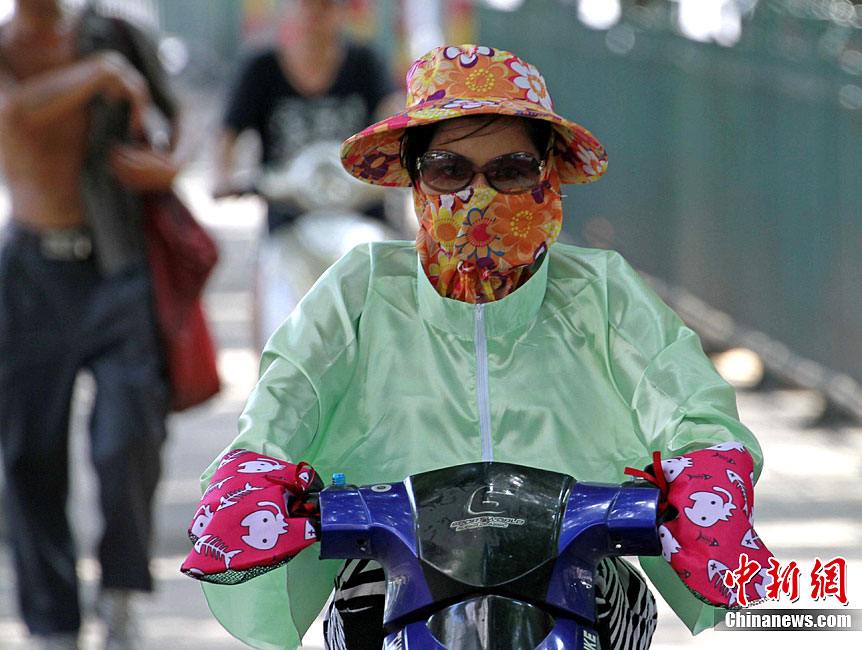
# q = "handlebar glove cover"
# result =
<box><xmin>626</xmin><ymin>443</ymin><xmax>774</xmax><ymax>608</ymax></box>
<box><xmin>180</xmin><ymin>449</ymin><xmax>322</xmax><ymax>585</ymax></box>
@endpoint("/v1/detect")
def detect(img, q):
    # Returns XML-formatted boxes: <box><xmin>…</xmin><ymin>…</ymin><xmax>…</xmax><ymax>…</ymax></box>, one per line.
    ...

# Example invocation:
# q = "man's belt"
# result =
<box><xmin>35</xmin><ymin>226</ymin><xmax>94</xmax><ymax>261</ymax></box>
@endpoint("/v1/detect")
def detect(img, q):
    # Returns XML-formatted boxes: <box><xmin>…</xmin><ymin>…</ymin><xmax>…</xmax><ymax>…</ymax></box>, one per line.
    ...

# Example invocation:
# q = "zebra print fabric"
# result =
<box><xmin>323</xmin><ymin>557</ymin><xmax>656</xmax><ymax>650</ymax></box>
<box><xmin>595</xmin><ymin>558</ymin><xmax>658</xmax><ymax>650</ymax></box>
<box><xmin>324</xmin><ymin>560</ymin><xmax>387</xmax><ymax>650</ymax></box>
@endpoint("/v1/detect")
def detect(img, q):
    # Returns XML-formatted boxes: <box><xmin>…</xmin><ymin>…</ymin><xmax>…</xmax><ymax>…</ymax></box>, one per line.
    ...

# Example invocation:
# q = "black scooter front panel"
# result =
<box><xmin>407</xmin><ymin>462</ymin><xmax>573</xmax><ymax>593</ymax></box>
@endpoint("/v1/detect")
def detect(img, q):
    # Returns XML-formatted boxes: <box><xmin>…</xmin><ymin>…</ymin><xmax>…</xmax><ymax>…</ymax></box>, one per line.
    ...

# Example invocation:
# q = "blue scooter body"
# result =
<box><xmin>319</xmin><ymin>462</ymin><xmax>660</xmax><ymax>650</ymax></box>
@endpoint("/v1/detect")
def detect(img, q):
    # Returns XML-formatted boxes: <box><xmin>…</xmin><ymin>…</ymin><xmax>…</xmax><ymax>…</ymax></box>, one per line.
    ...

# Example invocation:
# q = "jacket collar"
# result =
<box><xmin>416</xmin><ymin>252</ymin><xmax>549</xmax><ymax>338</ymax></box>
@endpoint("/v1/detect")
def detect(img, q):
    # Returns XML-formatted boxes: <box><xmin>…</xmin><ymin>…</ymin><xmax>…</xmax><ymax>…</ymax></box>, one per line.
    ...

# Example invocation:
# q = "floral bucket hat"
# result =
<box><xmin>340</xmin><ymin>44</ymin><xmax>608</xmax><ymax>187</ymax></box>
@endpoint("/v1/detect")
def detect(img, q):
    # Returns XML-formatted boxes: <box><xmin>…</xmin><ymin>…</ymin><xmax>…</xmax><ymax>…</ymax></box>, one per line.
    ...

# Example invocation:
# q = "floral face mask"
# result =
<box><xmin>414</xmin><ymin>164</ymin><xmax>563</xmax><ymax>303</ymax></box>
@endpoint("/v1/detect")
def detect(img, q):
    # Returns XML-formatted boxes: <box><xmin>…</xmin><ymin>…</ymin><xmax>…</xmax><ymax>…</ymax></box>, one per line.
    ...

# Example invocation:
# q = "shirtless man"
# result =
<box><xmin>0</xmin><ymin>1</ymin><xmax>177</xmax><ymax>229</ymax></box>
<box><xmin>0</xmin><ymin>2</ymin><xmax>179</xmax><ymax>649</ymax></box>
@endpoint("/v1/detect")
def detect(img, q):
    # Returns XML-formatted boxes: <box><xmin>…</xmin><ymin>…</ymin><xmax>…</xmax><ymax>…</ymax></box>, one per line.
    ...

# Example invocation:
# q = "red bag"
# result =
<box><xmin>144</xmin><ymin>191</ymin><xmax>221</xmax><ymax>411</ymax></box>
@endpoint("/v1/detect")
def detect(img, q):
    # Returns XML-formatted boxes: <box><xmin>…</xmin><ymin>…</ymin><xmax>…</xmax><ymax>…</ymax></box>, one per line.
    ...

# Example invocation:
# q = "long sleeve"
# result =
<box><xmin>199</xmin><ymin>245</ymin><xmax>372</xmax><ymax>650</ymax></box>
<box><xmin>202</xmin><ymin>244</ymin><xmax>372</xmax><ymax>483</ymax></box>
<box><xmin>603</xmin><ymin>250</ymin><xmax>763</xmax><ymax>633</ymax></box>
<box><xmin>604</xmin><ymin>250</ymin><xmax>762</xmax><ymax>476</ymax></box>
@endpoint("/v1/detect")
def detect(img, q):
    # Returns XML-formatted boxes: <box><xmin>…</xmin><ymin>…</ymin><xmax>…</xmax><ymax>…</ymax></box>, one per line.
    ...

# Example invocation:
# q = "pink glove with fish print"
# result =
<box><xmin>626</xmin><ymin>443</ymin><xmax>774</xmax><ymax>608</ymax></box>
<box><xmin>181</xmin><ymin>449</ymin><xmax>322</xmax><ymax>585</ymax></box>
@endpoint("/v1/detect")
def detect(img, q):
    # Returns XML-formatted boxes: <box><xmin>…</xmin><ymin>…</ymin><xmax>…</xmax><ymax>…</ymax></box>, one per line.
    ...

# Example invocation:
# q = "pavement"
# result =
<box><xmin>1</xmin><ymin>178</ymin><xmax>861</xmax><ymax>649</ymax></box>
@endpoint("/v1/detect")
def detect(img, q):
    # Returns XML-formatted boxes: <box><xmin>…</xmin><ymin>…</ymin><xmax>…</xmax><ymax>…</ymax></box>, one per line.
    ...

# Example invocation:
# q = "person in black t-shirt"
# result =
<box><xmin>214</xmin><ymin>0</ymin><xmax>394</xmax><ymax>233</ymax></box>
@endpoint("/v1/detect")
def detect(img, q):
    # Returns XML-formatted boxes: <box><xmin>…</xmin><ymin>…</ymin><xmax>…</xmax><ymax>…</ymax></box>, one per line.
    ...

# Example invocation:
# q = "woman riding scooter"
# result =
<box><xmin>191</xmin><ymin>44</ymin><xmax>765</xmax><ymax>650</ymax></box>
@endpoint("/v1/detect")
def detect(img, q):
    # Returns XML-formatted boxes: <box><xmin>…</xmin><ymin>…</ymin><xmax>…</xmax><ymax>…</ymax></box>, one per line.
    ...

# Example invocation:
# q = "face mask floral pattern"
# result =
<box><xmin>414</xmin><ymin>164</ymin><xmax>563</xmax><ymax>303</ymax></box>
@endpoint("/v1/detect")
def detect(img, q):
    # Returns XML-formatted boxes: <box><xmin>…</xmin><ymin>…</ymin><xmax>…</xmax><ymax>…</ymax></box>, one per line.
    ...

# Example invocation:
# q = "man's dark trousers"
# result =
<box><xmin>0</xmin><ymin>223</ymin><xmax>169</xmax><ymax>635</ymax></box>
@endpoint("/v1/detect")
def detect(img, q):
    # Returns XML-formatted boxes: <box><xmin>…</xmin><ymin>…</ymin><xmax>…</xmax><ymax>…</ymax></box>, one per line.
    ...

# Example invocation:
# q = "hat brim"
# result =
<box><xmin>340</xmin><ymin>97</ymin><xmax>608</xmax><ymax>187</ymax></box>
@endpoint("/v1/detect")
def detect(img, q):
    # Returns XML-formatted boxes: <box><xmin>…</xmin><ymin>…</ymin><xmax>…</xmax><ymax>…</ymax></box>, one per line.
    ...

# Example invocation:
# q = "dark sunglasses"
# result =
<box><xmin>416</xmin><ymin>150</ymin><xmax>546</xmax><ymax>194</ymax></box>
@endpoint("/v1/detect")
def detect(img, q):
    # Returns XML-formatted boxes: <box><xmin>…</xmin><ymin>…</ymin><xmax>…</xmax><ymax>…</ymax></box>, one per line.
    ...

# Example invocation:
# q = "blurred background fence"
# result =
<box><xmin>476</xmin><ymin>0</ymin><xmax>862</xmax><ymax>419</ymax></box>
<box><xmin>439</xmin><ymin>1</ymin><xmax>862</xmax><ymax>420</ymax></box>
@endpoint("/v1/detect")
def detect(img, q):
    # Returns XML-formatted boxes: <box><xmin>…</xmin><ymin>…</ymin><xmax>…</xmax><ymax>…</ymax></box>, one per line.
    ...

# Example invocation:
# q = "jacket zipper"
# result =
<box><xmin>474</xmin><ymin>304</ymin><xmax>493</xmax><ymax>462</ymax></box>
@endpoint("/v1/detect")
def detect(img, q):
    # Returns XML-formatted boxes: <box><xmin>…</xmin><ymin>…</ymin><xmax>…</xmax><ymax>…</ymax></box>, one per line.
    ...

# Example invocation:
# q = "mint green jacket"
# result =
<box><xmin>200</xmin><ymin>241</ymin><xmax>762</xmax><ymax>650</ymax></box>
